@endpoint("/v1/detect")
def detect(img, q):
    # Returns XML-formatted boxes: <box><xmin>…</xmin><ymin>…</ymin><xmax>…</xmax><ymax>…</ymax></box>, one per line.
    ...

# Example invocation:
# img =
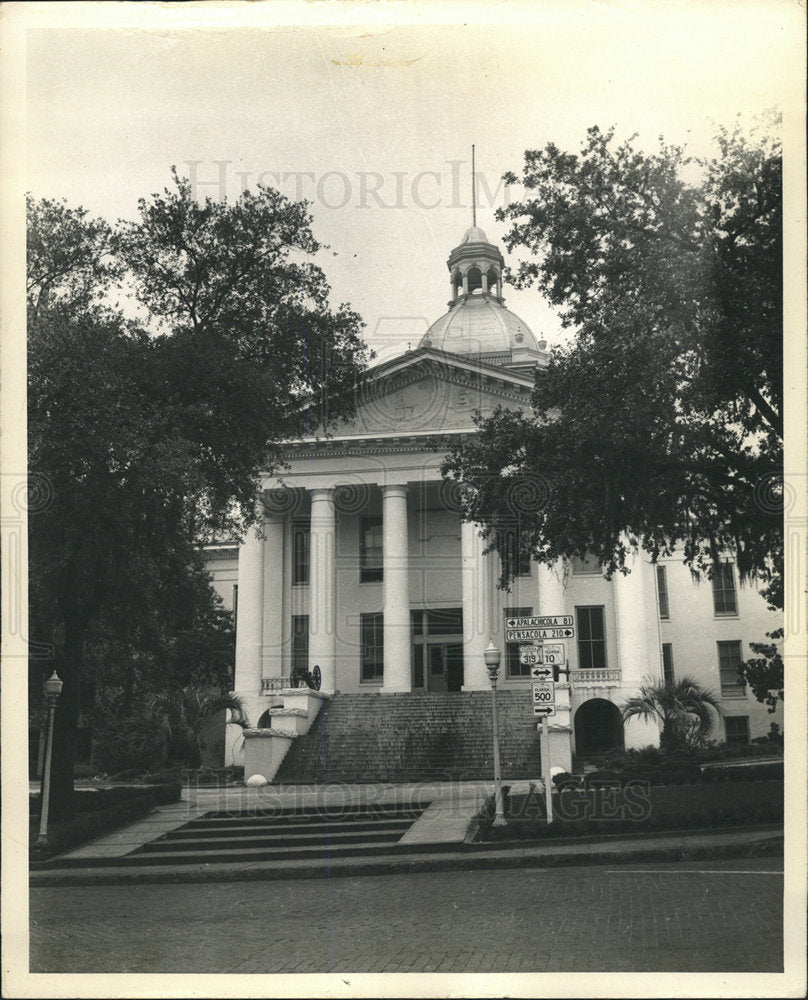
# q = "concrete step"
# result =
<box><xmin>165</xmin><ymin>817</ymin><xmax>419</xmax><ymax>840</ymax></box>
<box><xmin>143</xmin><ymin>827</ymin><xmax>408</xmax><ymax>852</ymax></box>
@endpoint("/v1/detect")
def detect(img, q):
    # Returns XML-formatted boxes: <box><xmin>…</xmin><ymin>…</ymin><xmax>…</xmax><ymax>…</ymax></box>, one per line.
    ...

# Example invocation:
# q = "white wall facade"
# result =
<box><xmin>212</xmin><ymin>351</ymin><xmax>783</xmax><ymax>755</ymax></box>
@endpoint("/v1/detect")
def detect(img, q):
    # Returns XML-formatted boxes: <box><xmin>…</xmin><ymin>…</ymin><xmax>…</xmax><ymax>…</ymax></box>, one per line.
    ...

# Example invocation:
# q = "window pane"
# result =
<box><xmin>718</xmin><ymin>640</ymin><xmax>744</xmax><ymax>696</ymax></box>
<box><xmin>662</xmin><ymin>643</ymin><xmax>674</xmax><ymax>684</ymax></box>
<box><xmin>360</xmin><ymin>611</ymin><xmax>383</xmax><ymax>681</ymax></box>
<box><xmin>426</xmin><ymin>608</ymin><xmax>463</xmax><ymax>635</ymax></box>
<box><xmin>291</xmin><ymin>615</ymin><xmax>309</xmax><ymax>670</ymax></box>
<box><xmin>712</xmin><ymin>562</ymin><xmax>737</xmax><ymax>615</ymax></box>
<box><xmin>725</xmin><ymin>716</ymin><xmax>749</xmax><ymax>744</ymax></box>
<box><xmin>505</xmin><ymin>606</ymin><xmax>532</xmax><ymax>677</ymax></box>
<box><xmin>656</xmin><ymin>566</ymin><xmax>669</xmax><ymax>619</ymax></box>
<box><xmin>293</xmin><ymin>525</ymin><xmax>310</xmax><ymax>585</ymax></box>
<box><xmin>360</xmin><ymin>517</ymin><xmax>383</xmax><ymax>582</ymax></box>
<box><xmin>572</xmin><ymin>553</ymin><xmax>600</xmax><ymax>575</ymax></box>
<box><xmin>575</xmin><ymin>606</ymin><xmax>606</xmax><ymax>671</ymax></box>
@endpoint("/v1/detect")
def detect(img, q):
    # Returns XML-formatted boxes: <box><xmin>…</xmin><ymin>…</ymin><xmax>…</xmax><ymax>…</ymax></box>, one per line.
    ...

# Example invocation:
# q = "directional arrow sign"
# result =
<box><xmin>505</xmin><ymin>615</ymin><xmax>574</xmax><ymax>630</ymax></box>
<box><xmin>505</xmin><ymin>626</ymin><xmax>575</xmax><ymax>642</ymax></box>
<box><xmin>533</xmin><ymin>704</ymin><xmax>556</xmax><ymax>717</ymax></box>
<box><xmin>530</xmin><ymin>664</ymin><xmax>553</xmax><ymax>680</ymax></box>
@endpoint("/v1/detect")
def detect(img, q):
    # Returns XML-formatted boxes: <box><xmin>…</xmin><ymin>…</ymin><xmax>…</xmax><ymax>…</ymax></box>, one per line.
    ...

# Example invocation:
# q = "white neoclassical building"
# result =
<box><xmin>208</xmin><ymin>223</ymin><xmax>782</xmax><ymax>777</ymax></box>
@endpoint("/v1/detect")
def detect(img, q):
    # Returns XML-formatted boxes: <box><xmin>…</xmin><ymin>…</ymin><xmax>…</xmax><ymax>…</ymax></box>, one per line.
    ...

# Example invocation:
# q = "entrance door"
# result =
<box><xmin>426</xmin><ymin>643</ymin><xmax>464</xmax><ymax>692</ymax></box>
<box><xmin>427</xmin><ymin>644</ymin><xmax>447</xmax><ymax>692</ymax></box>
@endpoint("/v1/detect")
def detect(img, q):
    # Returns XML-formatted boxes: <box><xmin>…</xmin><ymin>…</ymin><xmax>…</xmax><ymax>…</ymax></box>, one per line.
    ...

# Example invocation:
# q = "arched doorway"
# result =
<box><xmin>574</xmin><ymin>698</ymin><xmax>624</xmax><ymax>757</ymax></box>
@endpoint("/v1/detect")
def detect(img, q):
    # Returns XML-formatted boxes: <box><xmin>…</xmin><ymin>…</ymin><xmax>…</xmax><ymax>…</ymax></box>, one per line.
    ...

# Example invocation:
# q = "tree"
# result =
<box><xmin>443</xmin><ymin>120</ymin><xmax>783</xmax><ymax>605</ymax></box>
<box><xmin>28</xmin><ymin>178</ymin><xmax>368</xmax><ymax>813</ymax></box>
<box><xmin>149</xmin><ymin>688</ymin><xmax>247</xmax><ymax>769</ymax></box>
<box><xmin>621</xmin><ymin>676</ymin><xmax>721</xmax><ymax>753</ymax></box>
<box><xmin>739</xmin><ymin>629</ymin><xmax>784</xmax><ymax>712</ymax></box>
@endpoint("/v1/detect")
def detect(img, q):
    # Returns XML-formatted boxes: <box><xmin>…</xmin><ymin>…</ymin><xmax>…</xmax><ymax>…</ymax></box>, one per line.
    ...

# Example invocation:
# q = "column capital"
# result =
<box><xmin>381</xmin><ymin>484</ymin><xmax>408</xmax><ymax>500</ymax></box>
<box><xmin>310</xmin><ymin>487</ymin><xmax>335</xmax><ymax>504</ymax></box>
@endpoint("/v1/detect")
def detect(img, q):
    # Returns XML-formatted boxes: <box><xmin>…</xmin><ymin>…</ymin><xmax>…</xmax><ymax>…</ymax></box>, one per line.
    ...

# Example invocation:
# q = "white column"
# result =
<box><xmin>537</xmin><ymin>560</ymin><xmax>566</xmax><ymax>618</ymax></box>
<box><xmin>309</xmin><ymin>488</ymin><xmax>336</xmax><ymax>693</ymax></box>
<box><xmin>615</xmin><ymin>550</ymin><xmax>660</xmax><ymax>748</ymax></box>
<box><xmin>261</xmin><ymin>514</ymin><xmax>285</xmax><ymax>680</ymax></box>
<box><xmin>382</xmin><ymin>485</ymin><xmax>411</xmax><ymax>692</ymax></box>
<box><xmin>461</xmin><ymin>520</ymin><xmax>494</xmax><ymax>690</ymax></box>
<box><xmin>234</xmin><ymin>513</ymin><xmax>266</xmax><ymax>724</ymax></box>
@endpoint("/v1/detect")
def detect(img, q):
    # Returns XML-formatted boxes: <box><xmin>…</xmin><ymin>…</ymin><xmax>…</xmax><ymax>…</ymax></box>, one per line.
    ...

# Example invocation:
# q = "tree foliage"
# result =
<box><xmin>738</xmin><ymin>628</ymin><xmax>784</xmax><ymax>712</ymax></box>
<box><xmin>27</xmin><ymin>175</ymin><xmax>369</xmax><ymax>811</ymax></box>
<box><xmin>443</xmin><ymin>120</ymin><xmax>783</xmax><ymax>611</ymax></box>
<box><xmin>621</xmin><ymin>676</ymin><xmax>722</xmax><ymax>753</ymax></box>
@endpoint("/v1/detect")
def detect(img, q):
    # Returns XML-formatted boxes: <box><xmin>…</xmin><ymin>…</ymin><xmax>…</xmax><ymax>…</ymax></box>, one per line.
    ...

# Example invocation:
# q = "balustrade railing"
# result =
<box><xmin>571</xmin><ymin>669</ymin><xmax>621</xmax><ymax>687</ymax></box>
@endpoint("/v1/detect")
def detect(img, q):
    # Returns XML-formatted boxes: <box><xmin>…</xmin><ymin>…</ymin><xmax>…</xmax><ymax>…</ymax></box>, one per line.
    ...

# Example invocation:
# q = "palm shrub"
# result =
<box><xmin>621</xmin><ymin>675</ymin><xmax>721</xmax><ymax>753</ymax></box>
<box><xmin>149</xmin><ymin>687</ymin><xmax>247</xmax><ymax>768</ymax></box>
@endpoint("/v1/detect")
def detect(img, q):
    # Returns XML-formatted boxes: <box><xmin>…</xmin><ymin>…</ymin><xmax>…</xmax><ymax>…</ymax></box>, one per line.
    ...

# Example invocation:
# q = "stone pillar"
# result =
<box><xmin>461</xmin><ymin>272</ymin><xmax>469</xmax><ymax>295</ymax></box>
<box><xmin>382</xmin><ymin>485</ymin><xmax>411</xmax><ymax>692</ymax></box>
<box><xmin>481</xmin><ymin>272</ymin><xmax>489</xmax><ymax>294</ymax></box>
<box><xmin>461</xmin><ymin>520</ymin><xmax>495</xmax><ymax>690</ymax></box>
<box><xmin>309</xmin><ymin>488</ymin><xmax>336</xmax><ymax>693</ymax></box>
<box><xmin>233</xmin><ymin>512</ymin><xmax>266</xmax><ymax>725</ymax></box>
<box><xmin>615</xmin><ymin>550</ymin><xmax>660</xmax><ymax>748</ymax></box>
<box><xmin>261</xmin><ymin>514</ymin><xmax>286</xmax><ymax>681</ymax></box>
<box><xmin>537</xmin><ymin>560</ymin><xmax>572</xmax><ymax>773</ymax></box>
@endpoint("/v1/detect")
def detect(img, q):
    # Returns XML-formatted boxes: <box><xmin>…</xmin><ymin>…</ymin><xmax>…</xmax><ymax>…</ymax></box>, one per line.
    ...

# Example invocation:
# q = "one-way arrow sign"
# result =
<box><xmin>505</xmin><ymin>615</ymin><xmax>573</xmax><ymax>629</ymax></box>
<box><xmin>533</xmin><ymin>705</ymin><xmax>556</xmax><ymax>717</ymax></box>
<box><xmin>530</xmin><ymin>665</ymin><xmax>554</xmax><ymax>680</ymax></box>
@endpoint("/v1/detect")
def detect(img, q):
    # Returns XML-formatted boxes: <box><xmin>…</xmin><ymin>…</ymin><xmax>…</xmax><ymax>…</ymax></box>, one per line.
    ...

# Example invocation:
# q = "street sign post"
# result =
<box><xmin>529</xmin><ymin>664</ymin><xmax>553</xmax><ymax>680</ymax></box>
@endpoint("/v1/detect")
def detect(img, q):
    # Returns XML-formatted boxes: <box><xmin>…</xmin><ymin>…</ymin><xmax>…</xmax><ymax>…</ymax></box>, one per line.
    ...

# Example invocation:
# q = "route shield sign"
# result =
<box><xmin>532</xmin><ymin>681</ymin><xmax>555</xmax><ymax>705</ymax></box>
<box><xmin>542</xmin><ymin>643</ymin><xmax>565</xmax><ymax>665</ymax></box>
<box><xmin>518</xmin><ymin>644</ymin><xmax>542</xmax><ymax>666</ymax></box>
<box><xmin>533</xmin><ymin>704</ymin><xmax>556</xmax><ymax>718</ymax></box>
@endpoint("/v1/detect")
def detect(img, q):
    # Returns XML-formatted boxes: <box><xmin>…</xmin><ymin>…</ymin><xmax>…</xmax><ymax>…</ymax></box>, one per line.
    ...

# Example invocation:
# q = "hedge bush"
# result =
<box><xmin>30</xmin><ymin>783</ymin><xmax>182</xmax><ymax>860</ymax></box>
<box><xmin>478</xmin><ymin>778</ymin><xmax>783</xmax><ymax>841</ymax></box>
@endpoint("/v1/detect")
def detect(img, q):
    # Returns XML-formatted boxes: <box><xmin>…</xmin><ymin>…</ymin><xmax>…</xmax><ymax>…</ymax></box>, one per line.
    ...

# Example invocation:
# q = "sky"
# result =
<box><xmin>22</xmin><ymin>0</ymin><xmax>802</xmax><ymax>361</ymax></box>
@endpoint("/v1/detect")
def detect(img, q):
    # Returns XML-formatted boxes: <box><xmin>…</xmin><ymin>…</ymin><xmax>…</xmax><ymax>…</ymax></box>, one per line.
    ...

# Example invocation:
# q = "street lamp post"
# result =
<box><xmin>484</xmin><ymin>640</ymin><xmax>507</xmax><ymax>827</ymax></box>
<box><xmin>35</xmin><ymin>671</ymin><xmax>63</xmax><ymax>849</ymax></box>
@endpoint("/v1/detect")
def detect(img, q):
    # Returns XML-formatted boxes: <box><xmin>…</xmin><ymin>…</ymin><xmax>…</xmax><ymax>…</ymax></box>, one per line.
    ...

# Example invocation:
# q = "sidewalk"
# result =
<box><xmin>29</xmin><ymin>779</ymin><xmax>783</xmax><ymax>886</ymax></box>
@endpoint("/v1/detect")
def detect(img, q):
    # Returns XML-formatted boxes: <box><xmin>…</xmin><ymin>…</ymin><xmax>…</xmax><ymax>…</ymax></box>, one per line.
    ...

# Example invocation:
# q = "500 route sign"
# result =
<box><xmin>532</xmin><ymin>682</ymin><xmax>555</xmax><ymax>704</ymax></box>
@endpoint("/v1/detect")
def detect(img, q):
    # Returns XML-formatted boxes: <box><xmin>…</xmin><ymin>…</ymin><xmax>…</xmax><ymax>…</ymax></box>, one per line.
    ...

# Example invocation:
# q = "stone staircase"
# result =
<box><xmin>44</xmin><ymin>803</ymin><xmax>430</xmax><ymax>868</ymax></box>
<box><xmin>273</xmin><ymin>691</ymin><xmax>541</xmax><ymax>784</ymax></box>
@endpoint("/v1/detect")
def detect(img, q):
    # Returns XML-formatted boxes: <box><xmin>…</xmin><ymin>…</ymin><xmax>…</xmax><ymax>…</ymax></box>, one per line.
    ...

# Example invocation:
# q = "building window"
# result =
<box><xmin>360</xmin><ymin>612</ymin><xmax>384</xmax><ymax>682</ymax></box>
<box><xmin>498</xmin><ymin>528</ymin><xmax>531</xmax><ymax>581</ymax></box>
<box><xmin>572</xmin><ymin>553</ymin><xmax>600</xmax><ymax>575</ymax></box>
<box><xmin>724</xmin><ymin>716</ymin><xmax>750</xmax><ymax>745</ymax></box>
<box><xmin>291</xmin><ymin>615</ymin><xmax>309</xmax><ymax>673</ymax></box>
<box><xmin>292</xmin><ymin>523</ymin><xmax>310</xmax><ymax>586</ymax></box>
<box><xmin>576</xmin><ymin>605</ymin><xmax>607</xmax><ymax>670</ymax></box>
<box><xmin>717</xmin><ymin>640</ymin><xmax>745</xmax><ymax>697</ymax></box>
<box><xmin>505</xmin><ymin>606</ymin><xmax>533</xmax><ymax>677</ymax></box>
<box><xmin>661</xmin><ymin>643</ymin><xmax>674</xmax><ymax>684</ymax></box>
<box><xmin>656</xmin><ymin>565</ymin><xmax>670</xmax><ymax>619</ymax></box>
<box><xmin>712</xmin><ymin>562</ymin><xmax>738</xmax><ymax>616</ymax></box>
<box><xmin>360</xmin><ymin>516</ymin><xmax>383</xmax><ymax>583</ymax></box>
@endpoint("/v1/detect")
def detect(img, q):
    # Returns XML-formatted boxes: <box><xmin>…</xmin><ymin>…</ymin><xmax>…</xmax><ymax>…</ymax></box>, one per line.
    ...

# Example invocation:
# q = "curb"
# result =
<box><xmin>30</xmin><ymin>831</ymin><xmax>783</xmax><ymax>887</ymax></box>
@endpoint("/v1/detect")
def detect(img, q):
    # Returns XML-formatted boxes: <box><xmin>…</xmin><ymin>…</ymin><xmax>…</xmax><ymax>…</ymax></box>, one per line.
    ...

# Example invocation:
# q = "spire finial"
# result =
<box><xmin>471</xmin><ymin>144</ymin><xmax>477</xmax><ymax>227</ymax></box>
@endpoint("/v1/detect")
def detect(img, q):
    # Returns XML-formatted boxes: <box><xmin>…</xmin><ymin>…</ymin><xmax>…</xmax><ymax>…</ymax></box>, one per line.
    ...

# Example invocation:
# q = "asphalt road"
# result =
<box><xmin>29</xmin><ymin>857</ymin><xmax>783</xmax><ymax>975</ymax></box>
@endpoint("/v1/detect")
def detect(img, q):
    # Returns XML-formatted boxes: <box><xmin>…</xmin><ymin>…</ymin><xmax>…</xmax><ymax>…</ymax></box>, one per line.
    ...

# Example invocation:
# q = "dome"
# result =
<box><xmin>421</xmin><ymin>294</ymin><xmax>538</xmax><ymax>356</ymax></box>
<box><xmin>459</xmin><ymin>225</ymin><xmax>491</xmax><ymax>245</ymax></box>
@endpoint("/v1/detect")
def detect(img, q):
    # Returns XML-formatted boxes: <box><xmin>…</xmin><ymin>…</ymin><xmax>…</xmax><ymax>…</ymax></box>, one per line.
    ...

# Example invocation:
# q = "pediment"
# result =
<box><xmin>335</xmin><ymin>350</ymin><xmax>533</xmax><ymax>436</ymax></box>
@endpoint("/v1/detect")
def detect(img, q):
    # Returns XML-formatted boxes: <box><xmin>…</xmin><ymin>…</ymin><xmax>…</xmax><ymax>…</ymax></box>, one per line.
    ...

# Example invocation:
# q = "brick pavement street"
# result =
<box><xmin>29</xmin><ymin>858</ymin><xmax>783</xmax><ymax>974</ymax></box>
